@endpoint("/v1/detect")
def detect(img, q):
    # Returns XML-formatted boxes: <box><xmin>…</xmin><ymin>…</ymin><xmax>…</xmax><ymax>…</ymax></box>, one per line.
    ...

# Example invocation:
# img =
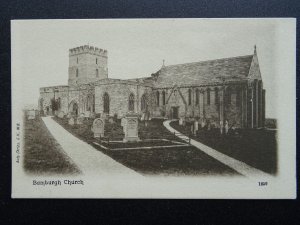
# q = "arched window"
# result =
<box><xmin>195</xmin><ymin>89</ymin><xmax>199</xmax><ymax>105</ymax></box>
<box><xmin>215</xmin><ymin>88</ymin><xmax>219</xmax><ymax>105</ymax></box>
<box><xmin>96</xmin><ymin>58</ymin><xmax>98</xmax><ymax>64</ymax></box>
<box><xmin>128</xmin><ymin>93</ymin><xmax>135</xmax><ymax>111</ymax></box>
<box><xmin>92</xmin><ymin>94</ymin><xmax>95</xmax><ymax>112</ymax></box>
<box><xmin>103</xmin><ymin>92</ymin><xmax>110</xmax><ymax>113</ymax></box>
<box><xmin>57</xmin><ymin>97</ymin><xmax>61</xmax><ymax>110</ymax></box>
<box><xmin>96</xmin><ymin>69</ymin><xmax>99</xmax><ymax>78</ymax></box>
<box><xmin>236</xmin><ymin>89</ymin><xmax>241</xmax><ymax>107</ymax></box>
<box><xmin>207</xmin><ymin>89</ymin><xmax>210</xmax><ymax>105</ymax></box>
<box><xmin>76</xmin><ymin>68</ymin><xmax>79</xmax><ymax>77</ymax></box>
<box><xmin>188</xmin><ymin>89</ymin><xmax>192</xmax><ymax>105</ymax></box>
<box><xmin>156</xmin><ymin>91</ymin><xmax>160</xmax><ymax>106</ymax></box>
<box><xmin>226</xmin><ymin>87</ymin><xmax>231</xmax><ymax>105</ymax></box>
<box><xmin>77</xmin><ymin>57</ymin><xmax>78</xmax><ymax>64</ymax></box>
<box><xmin>86</xmin><ymin>96</ymin><xmax>90</xmax><ymax>111</ymax></box>
<box><xmin>141</xmin><ymin>94</ymin><xmax>147</xmax><ymax>112</ymax></box>
<box><xmin>162</xmin><ymin>91</ymin><xmax>166</xmax><ymax>105</ymax></box>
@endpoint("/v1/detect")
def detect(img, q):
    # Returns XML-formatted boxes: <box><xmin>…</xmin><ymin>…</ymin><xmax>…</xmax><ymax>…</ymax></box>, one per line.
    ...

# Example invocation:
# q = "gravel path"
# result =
<box><xmin>163</xmin><ymin>120</ymin><xmax>271</xmax><ymax>178</ymax></box>
<box><xmin>42</xmin><ymin>117</ymin><xmax>142</xmax><ymax>177</ymax></box>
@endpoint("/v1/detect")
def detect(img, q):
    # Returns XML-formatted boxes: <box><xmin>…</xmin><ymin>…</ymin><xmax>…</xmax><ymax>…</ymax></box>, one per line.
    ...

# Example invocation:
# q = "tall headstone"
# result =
<box><xmin>92</xmin><ymin>118</ymin><xmax>105</xmax><ymax>138</ymax></box>
<box><xmin>123</xmin><ymin>113</ymin><xmax>140</xmax><ymax>142</ymax></box>
<box><xmin>194</xmin><ymin>120</ymin><xmax>199</xmax><ymax>135</ymax></box>
<box><xmin>201</xmin><ymin>118</ymin><xmax>206</xmax><ymax>128</ymax></box>
<box><xmin>179</xmin><ymin>117</ymin><xmax>183</xmax><ymax>126</ymax></box>
<box><xmin>141</xmin><ymin>113</ymin><xmax>145</xmax><ymax>121</ymax></box>
<box><xmin>220</xmin><ymin>120</ymin><xmax>224</xmax><ymax>134</ymax></box>
<box><xmin>225</xmin><ymin>120</ymin><xmax>229</xmax><ymax>135</ymax></box>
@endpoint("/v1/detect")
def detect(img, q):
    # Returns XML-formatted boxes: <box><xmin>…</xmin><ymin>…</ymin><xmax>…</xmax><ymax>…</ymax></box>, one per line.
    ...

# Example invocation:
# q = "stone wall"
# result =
<box><xmin>95</xmin><ymin>82</ymin><xmax>151</xmax><ymax>118</ymax></box>
<box><xmin>151</xmin><ymin>84</ymin><xmax>245</xmax><ymax>128</ymax></box>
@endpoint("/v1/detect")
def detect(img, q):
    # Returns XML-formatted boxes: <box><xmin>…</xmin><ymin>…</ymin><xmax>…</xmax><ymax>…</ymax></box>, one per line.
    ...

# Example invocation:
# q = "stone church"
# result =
<box><xmin>39</xmin><ymin>45</ymin><xmax>265</xmax><ymax>128</ymax></box>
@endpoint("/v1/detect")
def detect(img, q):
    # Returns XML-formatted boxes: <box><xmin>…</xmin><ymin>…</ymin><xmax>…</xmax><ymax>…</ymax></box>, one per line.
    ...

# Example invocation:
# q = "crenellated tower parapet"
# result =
<box><xmin>69</xmin><ymin>45</ymin><xmax>108</xmax><ymax>57</ymax></box>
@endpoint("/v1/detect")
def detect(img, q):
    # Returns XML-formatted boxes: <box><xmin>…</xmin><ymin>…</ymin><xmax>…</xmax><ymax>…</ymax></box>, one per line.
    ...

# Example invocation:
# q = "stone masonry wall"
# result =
<box><xmin>95</xmin><ymin>82</ymin><xmax>151</xmax><ymax>118</ymax></box>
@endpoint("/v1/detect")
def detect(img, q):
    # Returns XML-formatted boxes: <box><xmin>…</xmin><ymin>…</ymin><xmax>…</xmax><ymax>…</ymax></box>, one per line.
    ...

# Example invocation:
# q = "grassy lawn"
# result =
<box><xmin>170</xmin><ymin>121</ymin><xmax>277</xmax><ymax>175</ymax></box>
<box><xmin>53</xmin><ymin>117</ymin><xmax>239</xmax><ymax>176</ymax></box>
<box><xmin>24</xmin><ymin>116</ymin><xmax>80</xmax><ymax>175</ymax></box>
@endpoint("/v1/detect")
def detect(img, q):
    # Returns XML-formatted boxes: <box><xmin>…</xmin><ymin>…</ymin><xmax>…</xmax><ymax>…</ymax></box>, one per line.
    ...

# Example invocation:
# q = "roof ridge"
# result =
<box><xmin>164</xmin><ymin>54</ymin><xmax>254</xmax><ymax>68</ymax></box>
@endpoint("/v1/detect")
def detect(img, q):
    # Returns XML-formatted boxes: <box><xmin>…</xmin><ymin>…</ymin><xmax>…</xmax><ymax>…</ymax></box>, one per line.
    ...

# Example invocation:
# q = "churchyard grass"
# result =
<box><xmin>53</xmin><ymin>117</ymin><xmax>239</xmax><ymax>176</ymax></box>
<box><xmin>170</xmin><ymin>121</ymin><xmax>277</xmax><ymax>175</ymax></box>
<box><xmin>23</xmin><ymin>116</ymin><xmax>80</xmax><ymax>175</ymax></box>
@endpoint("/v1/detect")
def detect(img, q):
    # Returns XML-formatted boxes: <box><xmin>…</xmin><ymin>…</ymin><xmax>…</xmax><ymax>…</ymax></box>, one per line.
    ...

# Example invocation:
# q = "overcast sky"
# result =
<box><xmin>12</xmin><ymin>19</ymin><xmax>284</xmax><ymax>118</ymax></box>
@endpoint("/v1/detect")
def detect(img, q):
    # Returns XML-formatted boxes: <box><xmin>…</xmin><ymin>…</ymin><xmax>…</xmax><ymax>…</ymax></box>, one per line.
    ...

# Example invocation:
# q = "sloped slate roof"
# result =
<box><xmin>154</xmin><ymin>54</ymin><xmax>254</xmax><ymax>88</ymax></box>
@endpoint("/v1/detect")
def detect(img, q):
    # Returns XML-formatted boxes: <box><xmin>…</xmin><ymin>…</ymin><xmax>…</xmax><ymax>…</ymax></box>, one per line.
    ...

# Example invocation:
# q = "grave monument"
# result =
<box><xmin>123</xmin><ymin>113</ymin><xmax>140</xmax><ymax>142</ymax></box>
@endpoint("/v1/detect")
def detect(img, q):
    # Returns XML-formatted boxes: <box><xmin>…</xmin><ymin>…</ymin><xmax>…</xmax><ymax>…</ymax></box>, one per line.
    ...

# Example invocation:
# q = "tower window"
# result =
<box><xmin>156</xmin><ymin>91</ymin><xmax>160</xmax><ymax>106</ymax></box>
<box><xmin>77</xmin><ymin>57</ymin><xmax>78</xmax><ymax>64</ymax></box>
<box><xmin>96</xmin><ymin>69</ymin><xmax>99</xmax><ymax>78</ymax></box>
<box><xmin>226</xmin><ymin>88</ymin><xmax>231</xmax><ymax>105</ymax></box>
<box><xmin>162</xmin><ymin>91</ymin><xmax>166</xmax><ymax>105</ymax></box>
<box><xmin>207</xmin><ymin>89</ymin><xmax>210</xmax><ymax>105</ymax></box>
<box><xmin>195</xmin><ymin>89</ymin><xmax>199</xmax><ymax>105</ymax></box>
<box><xmin>96</xmin><ymin>58</ymin><xmax>98</xmax><ymax>64</ymax></box>
<box><xmin>215</xmin><ymin>88</ymin><xmax>219</xmax><ymax>105</ymax></box>
<box><xmin>76</xmin><ymin>69</ymin><xmax>79</xmax><ymax>77</ymax></box>
<box><xmin>236</xmin><ymin>89</ymin><xmax>241</xmax><ymax>107</ymax></box>
<box><xmin>188</xmin><ymin>89</ymin><xmax>192</xmax><ymax>105</ymax></box>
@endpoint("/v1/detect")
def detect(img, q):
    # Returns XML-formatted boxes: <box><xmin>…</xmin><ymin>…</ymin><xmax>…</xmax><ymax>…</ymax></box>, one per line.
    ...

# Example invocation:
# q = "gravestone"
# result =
<box><xmin>77</xmin><ymin>116</ymin><xmax>84</xmax><ymax>125</ymax></box>
<box><xmin>182</xmin><ymin>117</ymin><xmax>186</xmax><ymax>126</ymax></box>
<box><xmin>123</xmin><ymin>113</ymin><xmax>140</xmax><ymax>142</ymax></box>
<box><xmin>121</xmin><ymin>117</ymin><xmax>127</xmax><ymax>135</ymax></box>
<box><xmin>68</xmin><ymin>117</ymin><xmax>75</xmax><ymax>126</ymax></box>
<box><xmin>58</xmin><ymin>111</ymin><xmax>65</xmax><ymax>119</ymax></box>
<box><xmin>121</xmin><ymin>117</ymin><xmax>126</xmax><ymax>127</ymax></box>
<box><xmin>179</xmin><ymin>117</ymin><xmax>183</xmax><ymax>125</ymax></box>
<box><xmin>141</xmin><ymin>113</ymin><xmax>145</xmax><ymax>121</ymax></box>
<box><xmin>108</xmin><ymin>117</ymin><xmax>114</xmax><ymax>124</ymax></box>
<box><xmin>27</xmin><ymin>110</ymin><xmax>36</xmax><ymax>120</ymax></box>
<box><xmin>225</xmin><ymin>120</ymin><xmax>229</xmax><ymax>134</ymax></box>
<box><xmin>201</xmin><ymin>119</ymin><xmax>206</xmax><ymax>128</ymax></box>
<box><xmin>85</xmin><ymin>111</ymin><xmax>91</xmax><ymax>118</ymax></box>
<box><xmin>220</xmin><ymin>120</ymin><xmax>224</xmax><ymax>134</ymax></box>
<box><xmin>91</xmin><ymin>118</ymin><xmax>105</xmax><ymax>138</ymax></box>
<box><xmin>194</xmin><ymin>120</ymin><xmax>199</xmax><ymax>135</ymax></box>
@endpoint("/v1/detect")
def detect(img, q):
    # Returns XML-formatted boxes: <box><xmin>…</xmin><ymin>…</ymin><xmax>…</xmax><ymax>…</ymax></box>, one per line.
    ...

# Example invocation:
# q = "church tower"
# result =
<box><xmin>68</xmin><ymin>45</ymin><xmax>108</xmax><ymax>86</ymax></box>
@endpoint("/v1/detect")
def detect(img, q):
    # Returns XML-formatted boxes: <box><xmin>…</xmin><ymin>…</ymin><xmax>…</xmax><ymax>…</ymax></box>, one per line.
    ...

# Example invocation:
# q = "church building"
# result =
<box><xmin>39</xmin><ymin>45</ymin><xmax>265</xmax><ymax>128</ymax></box>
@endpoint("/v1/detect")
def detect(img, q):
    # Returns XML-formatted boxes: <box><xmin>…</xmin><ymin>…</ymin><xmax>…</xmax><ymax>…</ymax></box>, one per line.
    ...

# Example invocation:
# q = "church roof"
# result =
<box><xmin>154</xmin><ymin>54</ymin><xmax>254</xmax><ymax>88</ymax></box>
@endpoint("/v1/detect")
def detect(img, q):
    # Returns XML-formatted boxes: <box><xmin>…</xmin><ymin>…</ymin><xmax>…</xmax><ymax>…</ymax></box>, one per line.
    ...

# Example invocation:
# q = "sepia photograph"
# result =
<box><xmin>11</xmin><ymin>19</ymin><xmax>296</xmax><ymax>198</ymax></box>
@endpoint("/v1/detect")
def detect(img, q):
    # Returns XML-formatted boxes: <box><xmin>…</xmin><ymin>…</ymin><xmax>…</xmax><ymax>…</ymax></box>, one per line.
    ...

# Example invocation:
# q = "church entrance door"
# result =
<box><xmin>172</xmin><ymin>107</ymin><xmax>179</xmax><ymax>119</ymax></box>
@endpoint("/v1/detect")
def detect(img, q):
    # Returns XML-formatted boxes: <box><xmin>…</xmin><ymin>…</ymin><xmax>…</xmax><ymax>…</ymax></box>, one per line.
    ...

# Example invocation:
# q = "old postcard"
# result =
<box><xmin>11</xmin><ymin>19</ymin><xmax>296</xmax><ymax>198</ymax></box>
